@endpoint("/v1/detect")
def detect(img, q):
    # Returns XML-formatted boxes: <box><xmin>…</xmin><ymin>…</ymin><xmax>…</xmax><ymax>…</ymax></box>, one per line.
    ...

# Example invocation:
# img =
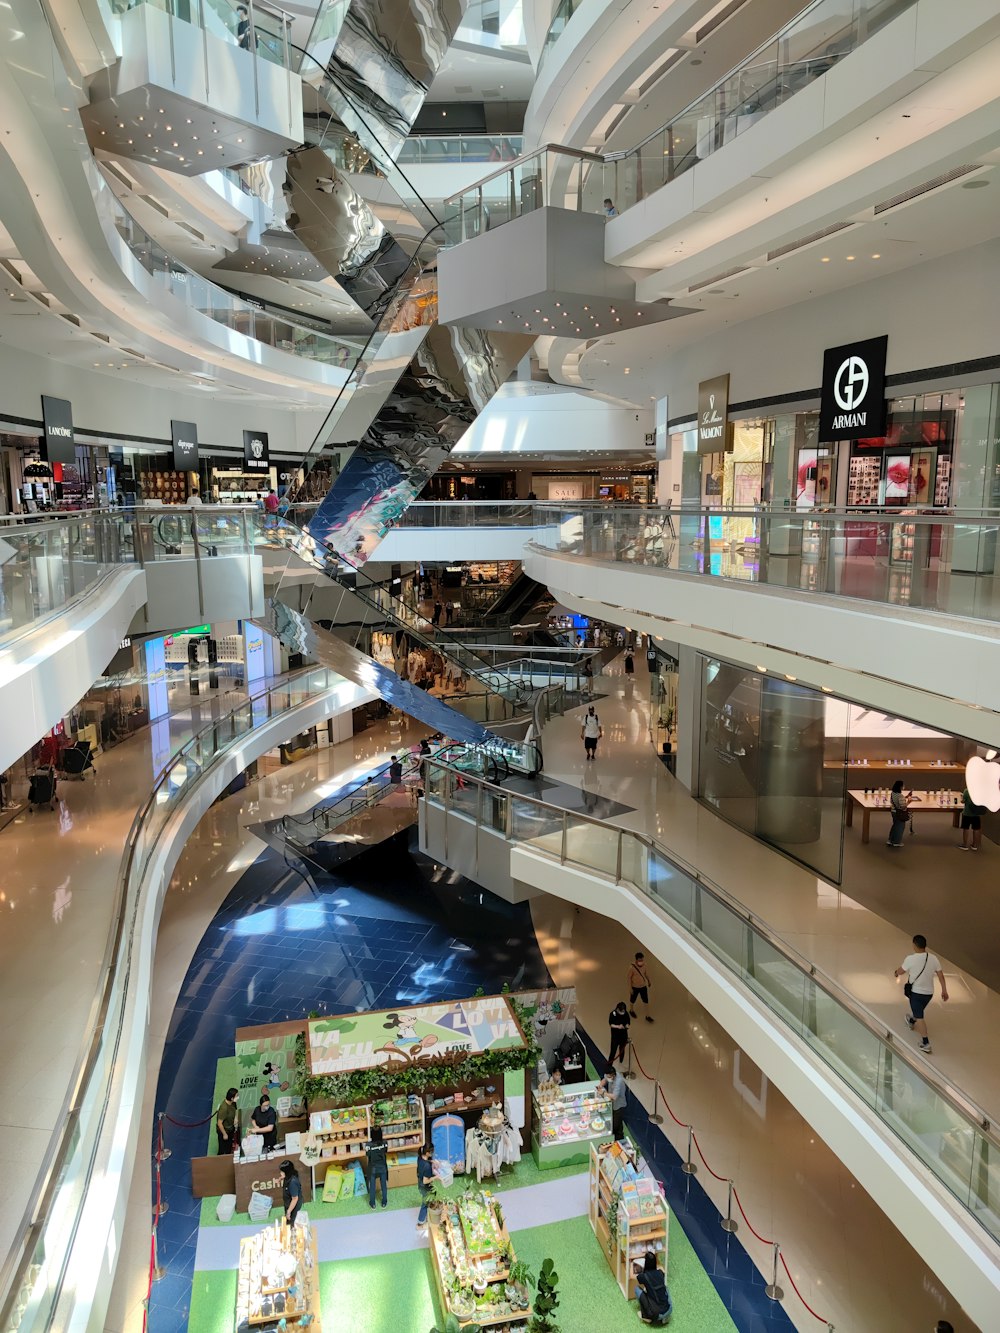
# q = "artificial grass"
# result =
<box><xmin>199</xmin><ymin>1152</ymin><xmax>590</xmax><ymax>1228</ymax></box>
<box><xmin>187</xmin><ymin>1209</ymin><xmax>738</xmax><ymax>1332</ymax></box>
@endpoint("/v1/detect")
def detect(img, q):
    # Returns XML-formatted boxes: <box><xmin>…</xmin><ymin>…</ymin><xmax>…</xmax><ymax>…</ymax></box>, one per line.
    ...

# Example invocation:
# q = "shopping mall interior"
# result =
<box><xmin>1</xmin><ymin>1</ymin><xmax>999</xmax><ymax>1331</ymax></box>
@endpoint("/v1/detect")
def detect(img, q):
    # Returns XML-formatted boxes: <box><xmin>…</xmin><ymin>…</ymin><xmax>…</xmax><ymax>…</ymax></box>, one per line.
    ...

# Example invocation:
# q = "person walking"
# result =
<box><xmin>581</xmin><ymin>657</ymin><xmax>593</xmax><ymax>698</ymax></box>
<box><xmin>624</xmin><ymin>650</ymin><xmax>634</xmax><ymax>676</ymax></box>
<box><xmin>886</xmin><ymin>779</ymin><xmax>911</xmax><ymax>847</ymax></box>
<box><xmin>415</xmin><ymin>1142</ymin><xmax>439</xmax><ymax>1233</ymax></box>
<box><xmin>601</xmin><ymin>1063</ymin><xmax>628</xmax><ymax>1141</ymax></box>
<box><xmin>959</xmin><ymin>785</ymin><xmax>985</xmax><ymax>851</ymax></box>
<box><xmin>608</xmin><ymin>1000</ymin><xmax>630</xmax><ymax>1065</ymax></box>
<box><xmin>215</xmin><ymin>1086</ymin><xmax>239</xmax><ymax>1154</ymax></box>
<box><xmin>445</xmin><ymin>602</ymin><xmax>454</xmax><ymax>626</ymax></box>
<box><xmin>432</xmin><ymin>600</ymin><xmax>442</xmax><ymax>626</ymax></box>
<box><xmin>365</xmin><ymin>1125</ymin><xmax>390</xmax><ymax>1208</ymax></box>
<box><xmin>388</xmin><ymin>754</ymin><xmax>403</xmax><ymax>784</ymax></box>
<box><xmin>280</xmin><ymin>1160</ymin><xmax>303</xmax><ymax>1227</ymax></box>
<box><xmin>581</xmin><ymin>705</ymin><xmax>603</xmax><ymax>762</ymax></box>
<box><xmin>894</xmin><ymin>933</ymin><xmax>948</xmax><ymax>1056</ymax></box>
<box><xmin>627</xmin><ymin>951</ymin><xmax>653</xmax><ymax>1022</ymax></box>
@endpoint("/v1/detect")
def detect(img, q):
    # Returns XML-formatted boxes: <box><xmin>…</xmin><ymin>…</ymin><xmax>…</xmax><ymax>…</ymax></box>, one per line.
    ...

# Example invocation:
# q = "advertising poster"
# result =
<box><xmin>243</xmin><ymin>621</ymin><xmax>266</xmax><ymax>685</ymax></box>
<box><xmin>242</xmin><ymin>429</ymin><xmax>270</xmax><ymax>474</ymax></box>
<box><xmin>307</xmin><ymin>996</ymin><xmax>525</xmax><ymax>1075</ymax></box>
<box><xmin>171</xmin><ymin>420</ymin><xmax>198</xmax><ymax>472</ymax></box>
<box><xmin>908</xmin><ymin>447</ymin><xmax>935</xmax><ymax>505</ymax></box>
<box><xmin>233</xmin><ymin>1032</ymin><xmax>302</xmax><ymax>1115</ymax></box>
<box><xmin>41</xmin><ymin>395</ymin><xmax>75</xmax><ymax>465</ymax></box>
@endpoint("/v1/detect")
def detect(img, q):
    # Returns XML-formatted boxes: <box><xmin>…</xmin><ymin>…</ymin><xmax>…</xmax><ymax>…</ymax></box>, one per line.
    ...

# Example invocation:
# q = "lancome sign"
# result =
<box><xmin>242</xmin><ymin>429</ymin><xmax>271</xmax><ymax>473</ymax></box>
<box><xmin>819</xmin><ymin>335</ymin><xmax>888</xmax><ymax>440</ymax></box>
<box><xmin>41</xmin><ymin>395</ymin><xmax>75</xmax><ymax>464</ymax></box>
<box><xmin>697</xmin><ymin>374</ymin><xmax>731</xmax><ymax>454</ymax></box>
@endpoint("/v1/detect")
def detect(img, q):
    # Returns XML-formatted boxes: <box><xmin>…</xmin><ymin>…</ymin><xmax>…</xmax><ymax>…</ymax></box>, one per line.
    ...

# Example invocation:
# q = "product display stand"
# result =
<box><xmin>301</xmin><ymin>1095</ymin><xmax>425</xmax><ymax>1188</ymax></box>
<box><xmin>531</xmin><ymin>1078</ymin><xmax>612</xmax><ymax>1170</ymax></box>
<box><xmin>235</xmin><ymin>1217</ymin><xmax>321</xmax><ymax>1330</ymax></box>
<box><xmin>428</xmin><ymin>1189</ymin><xmax>531</xmax><ymax>1329</ymax></box>
<box><xmin>589</xmin><ymin>1141</ymin><xmax>669</xmax><ymax>1299</ymax></box>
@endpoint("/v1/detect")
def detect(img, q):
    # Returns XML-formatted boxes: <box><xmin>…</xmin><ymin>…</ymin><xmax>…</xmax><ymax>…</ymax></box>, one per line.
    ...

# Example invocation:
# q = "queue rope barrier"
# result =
<box><xmin>625</xmin><ymin>1041</ymin><xmax>832</xmax><ymax>1326</ymax></box>
<box><xmin>163</xmin><ymin>1110</ymin><xmax>214</xmax><ymax>1128</ymax></box>
<box><xmin>141</xmin><ymin>1118</ymin><xmax>166</xmax><ymax>1331</ymax></box>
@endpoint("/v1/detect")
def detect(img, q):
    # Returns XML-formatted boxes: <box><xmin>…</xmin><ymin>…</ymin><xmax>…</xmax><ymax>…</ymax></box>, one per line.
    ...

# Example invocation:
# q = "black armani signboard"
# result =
<box><xmin>819</xmin><ymin>335</ymin><xmax>888</xmax><ymax>440</ymax></box>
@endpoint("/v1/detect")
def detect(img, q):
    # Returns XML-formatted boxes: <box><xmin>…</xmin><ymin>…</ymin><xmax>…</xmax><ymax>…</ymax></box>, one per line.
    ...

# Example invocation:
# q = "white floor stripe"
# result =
<box><xmin>193</xmin><ymin>1170</ymin><xmax>590</xmax><ymax>1272</ymax></box>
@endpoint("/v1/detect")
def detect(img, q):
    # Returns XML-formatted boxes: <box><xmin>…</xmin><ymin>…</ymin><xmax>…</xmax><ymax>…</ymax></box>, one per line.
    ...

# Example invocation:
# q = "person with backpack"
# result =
<box><xmin>581</xmin><ymin>705</ymin><xmax>603</xmax><ymax>761</ymax></box>
<box><xmin>959</xmin><ymin>785</ymin><xmax>986</xmax><ymax>851</ymax></box>
<box><xmin>633</xmin><ymin>1252</ymin><xmax>673</xmax><ymax>1325</ymax></box>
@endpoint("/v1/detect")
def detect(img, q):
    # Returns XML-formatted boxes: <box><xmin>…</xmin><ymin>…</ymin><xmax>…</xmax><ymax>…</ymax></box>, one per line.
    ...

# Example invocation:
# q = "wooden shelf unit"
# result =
<box><xmin>235</xmin><ymin>1219</ymin><xmax>321</xmax><ymax>1330</ymax></box>
<box><xmin>589</xmin><ymin>1141</ymin><xmax>669</xmax><ymax>1299</ymax></box>
<box><xmin>302</xmin><ymin>1095</ymin><xmax>425</xmax><ymax>1185</ymax></box>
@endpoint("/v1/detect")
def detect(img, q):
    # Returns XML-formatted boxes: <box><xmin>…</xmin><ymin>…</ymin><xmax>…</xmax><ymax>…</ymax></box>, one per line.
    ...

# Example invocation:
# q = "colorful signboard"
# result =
<box><xmin>306</xmin><ymin>995</ymin><xmax>525</xmax><ymax>1076</ymax></box>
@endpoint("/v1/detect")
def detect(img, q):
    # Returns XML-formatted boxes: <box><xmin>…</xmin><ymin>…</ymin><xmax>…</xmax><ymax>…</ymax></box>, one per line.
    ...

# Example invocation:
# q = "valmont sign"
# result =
<box><xmin>697</xmin><ymin>373</ymin><xmax>731</xmax><ymax>454</ymax></box>
<box><xmin>819</xmin><ymin>335</ymin><xmax>888</xmax><ymax>440</ymax></box>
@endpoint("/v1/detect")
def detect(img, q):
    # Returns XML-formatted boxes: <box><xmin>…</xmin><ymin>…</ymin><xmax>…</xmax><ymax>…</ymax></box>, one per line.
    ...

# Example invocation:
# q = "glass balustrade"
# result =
<box><xmin>0</xmin><ymin>667</ymin><xmax>346</xmax><ymax>1330</ymax></box>
<box><xmin>529</xmin><ymin>503</ymin><xmax>1000</xmax><ymax>625</ymax></box>
<box><xmin>537</xmin><ymin>0</ymin><xmax>585</xmax><ymax>70</ymax></box>
<box><xmin>122</xmin><ymin>0</ymin><xmax>293</xmax><ymax>69</ymax></box>
<box><xmin>397</xmin><ymin>135</ymin><xmax>523</xmax><ymax>165</ymax></box>
<box><xmin>447</xmin><ymin>0</ymin><xmax>919</xmax><ymax>235</ymax></box>
<box><xmin>425</xmin><ymin>760</ymin><xmax>1000</xmax><ymax>1240</ymax></box>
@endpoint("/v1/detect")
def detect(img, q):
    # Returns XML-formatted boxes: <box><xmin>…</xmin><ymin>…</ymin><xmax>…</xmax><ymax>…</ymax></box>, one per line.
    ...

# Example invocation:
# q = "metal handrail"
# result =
<box><xmin>442</xmin><ymin>142</ymin><xmax>606</xmax><ymax>205</ymax></box>
<box><xmin>425</xmin><ymin>758</ymin><xmax>1000</xmax><ymax>1149</ymax></box>
<box><xmin>0</xmin><ymin>667</ymin><xmax>345</xmax><ymax>1327</ymax></box>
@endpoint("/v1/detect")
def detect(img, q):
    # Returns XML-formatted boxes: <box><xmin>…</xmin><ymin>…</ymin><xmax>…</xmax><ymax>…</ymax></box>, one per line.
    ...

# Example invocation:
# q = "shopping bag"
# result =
<box><xmin>435</xmin><ymin>1160</ymin><xmax>454</xmax><ymax>1189</ymax></box>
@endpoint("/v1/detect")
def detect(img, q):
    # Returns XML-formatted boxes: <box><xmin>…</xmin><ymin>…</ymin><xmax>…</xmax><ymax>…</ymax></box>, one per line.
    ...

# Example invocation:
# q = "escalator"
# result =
<box><xmin>484</xmin><ymin>570</ymin><xmax>546</xmax><ymax>622</ymax></box>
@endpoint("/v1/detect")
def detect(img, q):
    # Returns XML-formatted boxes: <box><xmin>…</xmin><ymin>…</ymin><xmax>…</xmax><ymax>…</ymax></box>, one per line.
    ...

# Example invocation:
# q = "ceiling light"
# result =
<box><xmin>871</xmin><ymin>253</ymin><xmax>880</xmax><ymax>259</ymax></box>
<box><xmin>821</xmin><ymin>256</ymin><xmax>830</xmax><ymax>263</ymax></box>
<box><xmin>138</xmin><ymin>115</ymin><xmax>144</xmax><ymax>122</ymax></box>
<box><xmin>623</xmin><ymin>368</ymin><xmax>629</xmax><ymax>374</ymax></box>
<box><xmin>962</xmin><ymin>178</ymin><xmax>990</xmax><ymax>189</ymax></box>
<box><xmin>186</xmin><ymin>118</ymin><xmax>192</xmax><ymax>124</ymax></box>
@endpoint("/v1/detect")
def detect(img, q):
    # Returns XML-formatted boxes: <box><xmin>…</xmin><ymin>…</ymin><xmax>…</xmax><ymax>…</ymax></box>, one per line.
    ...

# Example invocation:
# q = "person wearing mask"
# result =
<box><xmin>627</xmin><ymin>951</ymin><xmax>653</xmax><ymax>1022</ymax></box>
<box><xmin>886</xmin><ymin>779</ymin><xmax>911</xmax><ymax>847</ymax></box>
<box><xmin>388</xmin><ymin>754</ymin><xmax>403</xmax><ymax>784</ymax></box>
<box><xmin>959</xmin><ymin>785</ymin><xmax>986</xmax><ymax>851</ymax></box>
<box><xmin>633</xmin><ymin>1252</ymin><xmax>673</xmax><ymax>1325</ymax></box>
<box><xmin>415</xmin><ymin>1142</ymin><xmax>439</xmax><ymax>1233</ymax></box>
<box><xmin>608</xmin><ymin>1000</ymin><xmax>630</xmax><ymax>1065</ymax></box>
<box><xmin>894</xmin><ymin>933</ymin><xmax>948</xmax><ymax>1056</ymax></box>
<box><xmin>581</xmin><ymin>704</ymin><xmax>603</xmax><ymax>762</ymax></box>
<box><xmin>250</xmin><ymin>1093</ymin><xmax>277</xmax><ymax>1154</ymax></box>
<box><xmin>215</xmin><ymin>1087</ymin><xmax>239</xmax><ymax>1154</ymax></box>
<box><xmin>365</xmin><ymin>1124</ymin><xmax>390</xmax><ymax>1208</ymax></box>
<box><xmin>601</xmin><ymin>1063</ymin><xmax>628</xmax><ymax>1141</ymax></box>
<box><xmin>603</xmin><ymin>197</ymin><xmax>619</xmax><ymax>218</ymax></box>
<box><xmin>280</xmin><ymin>1159</ymin><xmax>302</xmax><ymax>1227</ymax></box>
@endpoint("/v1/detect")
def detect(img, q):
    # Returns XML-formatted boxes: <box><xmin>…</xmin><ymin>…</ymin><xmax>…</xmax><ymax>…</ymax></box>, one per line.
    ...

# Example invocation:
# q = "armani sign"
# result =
<box><xmin>819</xmin><ymin>336</ymin><xmax>888</xmax><ymax>440</ymax></box>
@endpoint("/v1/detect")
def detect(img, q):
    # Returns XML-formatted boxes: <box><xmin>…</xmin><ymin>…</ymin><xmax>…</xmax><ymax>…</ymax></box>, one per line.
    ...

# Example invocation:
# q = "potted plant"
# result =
<box><xmin>508</xmin><ymin>1259</ymin><xmax>534</xmax><ymax>1306</ymax></box>
<box><xmin>527</xmin><ymin>1258</ymin><xmax>560</xmax><ymax>1333</ymax></box>
<box><xmin>430</xmin><ymin>1316</ymin><xmax>481</xmax><ymax>1333</ymax></box>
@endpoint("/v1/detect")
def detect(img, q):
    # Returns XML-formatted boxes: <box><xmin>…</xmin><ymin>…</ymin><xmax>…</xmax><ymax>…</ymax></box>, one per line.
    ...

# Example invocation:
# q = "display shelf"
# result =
<box><xmin>589</xmin><ymin>1142</ymin><xmax>669</xmax><ymax>1300</ymax></box>
<box><xmin>827</xmin><ymin>759</ymin><xmax>964</xmax><ymax>773</ymax></box>
<box><xmin>301</xmin><ymin>1096</ymin><xmax>425</xmax><ymax>1186</ymax></box>
<box><xmin>235</xmin><ymin>1218</ymin><xmax>321</xmax><ymax>1330</ymax></box>
<box><xmin>531</xmin><ymin>1078</ymin><xmax>613</xmax><ymax>1170</ymax></box>
<box><xmin>428</xmin><ymin>1189</ymin><xmax>531</xmax><ymax>1329</ymax></box>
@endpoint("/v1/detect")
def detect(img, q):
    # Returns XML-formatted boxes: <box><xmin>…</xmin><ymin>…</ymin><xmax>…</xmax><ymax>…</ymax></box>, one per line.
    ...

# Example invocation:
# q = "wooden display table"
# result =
<box><xmin>236</xmin><ymin>1219</ymin><xmax>321</xmax><ymax>1330</ymax></box>
<box><xmin>847</xmin><ymin>789</ymin><xmax>962</xmax><ymax>844</ymax></box>
<box><xmin>427</xmin><ymin>1192</ymin><xmax>531</xmax><ymax>1329</ymax></box>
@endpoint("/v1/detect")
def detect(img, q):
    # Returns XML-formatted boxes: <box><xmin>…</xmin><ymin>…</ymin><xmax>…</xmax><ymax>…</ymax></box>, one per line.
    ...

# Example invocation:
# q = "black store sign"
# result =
<box><xmin>697</xmin><ymin>374</ymin><xmax>731</xmax><ymax>454</ymax></box>
<box><xmin>819</xmin><ymin>335</ymin><xmax>888</xmax><ymax>440</ymax></box>
<box><xmin>41</xmin><ymin>395</ymin><xmax>75</xmax><ymax>464</ymax></box>
<box><xmin>171</xmin><ymin>419</ymin><xmax>199</xmax><ymax>472</ymax></box>
<box><xmin>243</xmin><ymin>429</ymin><xmax>271</xmax><ymax>473</ymax></box>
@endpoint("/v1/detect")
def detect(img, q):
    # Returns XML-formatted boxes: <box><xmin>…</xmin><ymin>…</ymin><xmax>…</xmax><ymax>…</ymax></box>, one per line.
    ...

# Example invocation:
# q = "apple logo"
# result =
<box><xmin>965</xmin><ymin>750</ymin><xmax>1000</xmax><ymax>811</ymax></box>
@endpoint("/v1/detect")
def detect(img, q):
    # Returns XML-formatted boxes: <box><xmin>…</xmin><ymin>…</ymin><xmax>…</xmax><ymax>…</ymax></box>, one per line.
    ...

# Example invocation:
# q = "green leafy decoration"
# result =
<box><xmin>527</xmin><ymin>1258</ymin><xmax>560</xmax><ymax>1333</ymax></box>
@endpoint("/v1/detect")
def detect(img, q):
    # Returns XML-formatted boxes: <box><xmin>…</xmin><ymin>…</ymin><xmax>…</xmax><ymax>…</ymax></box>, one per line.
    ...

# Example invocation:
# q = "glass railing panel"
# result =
<box><xmin>800</xmin><ymin>983</ymin><xmax>884</xmax><ymax>1105</ymax></box>
<box><xmin>619</xmin><ymin>832</ymin><xmax>648</xmax><ymax>889</ymax></box>
<box><xmin>562</xmin><ymin>815</ymin><xmax>619</xmax><ymax>877</ymax></box>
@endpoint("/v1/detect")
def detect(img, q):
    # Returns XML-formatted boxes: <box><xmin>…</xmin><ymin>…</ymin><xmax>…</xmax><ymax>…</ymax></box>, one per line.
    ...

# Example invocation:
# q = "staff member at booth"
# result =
<box><xmin>280</xmin><ymin>1159</ymin><xmax>302</xmax><ymax>1227</ymax></box>
<box><xmin>215</xmin><ymin>1086</ymin><xmax>239</xmax><ymax>1154</ymax></box>
<box><xmin>251</xmin><ymin>1093</ymin><xmax>277</xmax><ymax>1153</ymax></box>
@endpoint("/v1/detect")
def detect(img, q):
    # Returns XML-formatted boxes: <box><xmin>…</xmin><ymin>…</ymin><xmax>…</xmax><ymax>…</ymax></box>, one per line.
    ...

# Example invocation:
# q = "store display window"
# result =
<box><xmin>845</xmin><ymin>397</ymin><xmax>957</xmax><ymax>508</ymax></box>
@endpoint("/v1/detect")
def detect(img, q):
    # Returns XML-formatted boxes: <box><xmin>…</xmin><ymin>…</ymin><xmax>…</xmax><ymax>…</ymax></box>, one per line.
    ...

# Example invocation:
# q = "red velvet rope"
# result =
<box><xmin>691</xmin><ymin>1131</ymin><xmax>728</xmax><ymax>1183</ymax></box>
<box><xmin>732</xmin><ymin>1188</ymin><xmax>774</xmax><ymax>1246</ymax></box>
<box><xmin>163</xmin><ymin>1111</ymin><xmax>214</xmax><ymax>1128</ymax></box>
<box><xmin>141</xmin><ymin>1121</ymin><xmax>165</xmax><ymax>1331</ymax></box>
<box><xmin>780</xmin><ymin>1253</ymin><xmax>831</xmax><ymax>1325</ymax></box>
<box><xmin>627</xmin><ymin>1043</ymin><xmax>688</xmax><ymax>1128</ymax></box>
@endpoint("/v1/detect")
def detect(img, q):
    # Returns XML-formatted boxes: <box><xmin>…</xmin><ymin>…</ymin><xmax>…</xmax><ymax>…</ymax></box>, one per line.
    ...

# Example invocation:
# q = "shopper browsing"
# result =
<box><xmin>601</xmin><ymin>1064</ymin><xmax>628</xmax><ymax>1141</ymax></box>
<box><xmin>633</xmin><ymin>1253</ymin><xmax>673</xmax><ymax>1325</ymax></box>
<box><xmin>886</xmin><ymin>779</ymin><xmax>911</xmax><ymax>847</ymax></box>
<box><xmin>250</xmin><ymin>1093</ymin><xmax>277</xmax><ymax>1154</ymax></box>
<box><xmin>365</xmin><ymin>1125</ymin><xmax>390</xmax><ymax>1208</ymax></box>
<box><xmin>608</xmin><ymin>1000</ymin><xmax>630</xmax><ymax>1065</ymax></box>
<box><xmin>280</xmin><ymin>1159</ymin><xmax>302</xmax><ymax>1227</ymax></box>
<box><xmin>415</xmin><ymin>1143</ymin><xmax>439</xmax><ymax>1233</ymax></box>
<box><xmin>215</xmin><ymin>1086</ymin><xmax>239</xmax><ymax>1154</ymax></box>
<box><xmin>581</xmin><ymin>705</ymin><xmax>603</xmax><ymax>761</ymax></box>
<box><xmin>627</xmin><ymin>952</ymin><xmax>653</xmax><ymax>1022</ymax></box>
<box><xmin>894</xmin><ymin>933</ymin><xmax>948</xmax><ymax>1056</ymax></box>
<box><xmin>959</xmin><ymin>785</ymin><xmax>986</xmax><ymax>851</ymax></box>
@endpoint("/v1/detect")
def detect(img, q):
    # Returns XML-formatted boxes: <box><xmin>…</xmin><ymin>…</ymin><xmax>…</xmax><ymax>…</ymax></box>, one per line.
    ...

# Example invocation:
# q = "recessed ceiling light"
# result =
<box><xmin>846</xmin><ymin>255</ymin><xmax>855</xmax><ymax>261</ymax></box>
<box><xmin>962</xmin><ymin>178</ymin><xmax>989</xmax><ymax>189</ymax></box>
<box><xmin>821</xmin><ymin>256</ymin><xmax>830</xmax><ymax>263</ymax></box>
<box><xmin>871</xmin><ymin>253</ymin><xmax>880</xmax><ymax>259</ymax></box>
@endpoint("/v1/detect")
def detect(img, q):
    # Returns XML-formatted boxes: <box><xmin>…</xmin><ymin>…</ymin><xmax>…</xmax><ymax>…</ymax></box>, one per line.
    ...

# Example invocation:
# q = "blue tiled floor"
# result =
<box><xmin>147</xmin><ymin>834</ymin><xmax>553</xmax><ymax>1331</ymax></box>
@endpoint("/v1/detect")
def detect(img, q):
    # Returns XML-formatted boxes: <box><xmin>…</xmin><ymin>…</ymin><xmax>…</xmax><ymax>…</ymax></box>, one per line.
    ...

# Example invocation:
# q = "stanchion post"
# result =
<box><xmin>681</xmin><ymin>1125</ymin><xmax>697</xmax><ymax>1176</ymax></box>
<box><xmin>765</xmin><ymin>1242</ymin><xmax>784</xmax><ymax>1301</ymax></box>
<box><xmin>623</xmin><ymin>1040</ymin><xmax>636</xmax><ymax>1080</ymax></box>
<box><xmin>152</xmin><ymin>1225</ymin><xmax>166</xmax><ymax>1283</ymax></box>
<box><xmin>158</xmin><ymin>1110</ymin><xmax>171</xmax><ymax>1162</ymax></box>
<box><xmin>649</xmin><ymin>1080</ymin><xmax>663</xmax><ymax>1125</ymax></box>
<box><xmin>720</xmin><ymin>1179</ymin><xmax>738</xmax><ymax>1233</ymax></box>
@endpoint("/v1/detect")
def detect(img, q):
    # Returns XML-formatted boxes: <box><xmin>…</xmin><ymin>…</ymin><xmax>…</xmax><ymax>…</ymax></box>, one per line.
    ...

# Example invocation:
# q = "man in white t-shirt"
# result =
<box><xmin>894</xmin><ymin>933</ymin><xmax>948</xmax><ymax>1056</ymax></box>
<box><xmin>581</xmin><ymin>705</ymin><xmax>603</xmax><ymax>762</ymax></box>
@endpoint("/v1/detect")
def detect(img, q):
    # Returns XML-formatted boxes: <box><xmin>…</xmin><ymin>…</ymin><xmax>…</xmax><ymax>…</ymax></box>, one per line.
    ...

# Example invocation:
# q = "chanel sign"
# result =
<box><xmin>697</xmin><ymin>374</ymin><xmax>731</xmax><ymax>454</ymax></box>
<box><xmin>819</xmin><ymin>335</ymin><xmax>888</xmax><ymax>440</ymax></box>
<box><xmin>242</xmin><ymin>429</ymin><xmax>271</xmax><ymax>473</ymax></box>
